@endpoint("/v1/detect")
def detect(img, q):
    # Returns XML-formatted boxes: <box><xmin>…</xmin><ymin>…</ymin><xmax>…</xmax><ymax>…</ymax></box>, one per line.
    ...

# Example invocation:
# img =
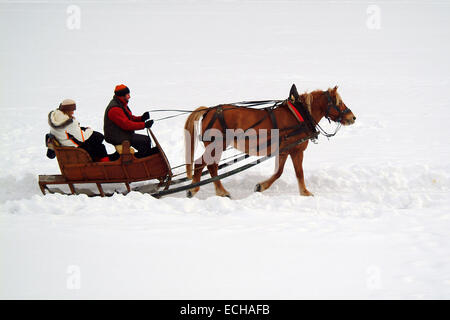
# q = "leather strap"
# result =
<box><xmin>265</xmin><ymin>107</ymin><xmax>278</xmax><ymax>129</ymax></box>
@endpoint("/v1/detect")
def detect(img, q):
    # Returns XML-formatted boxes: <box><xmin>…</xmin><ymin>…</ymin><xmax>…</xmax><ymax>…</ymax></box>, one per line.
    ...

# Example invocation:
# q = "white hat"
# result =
<box><xmin>59</xmin><ymin>99</ymin><xmax>76</xmax><ymax>111</ymax></box>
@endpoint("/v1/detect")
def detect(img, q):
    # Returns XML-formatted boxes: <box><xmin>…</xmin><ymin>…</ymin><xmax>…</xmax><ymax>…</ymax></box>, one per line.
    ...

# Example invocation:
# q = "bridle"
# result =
<box><xmin>308</xmin><ymin>90</ymin><xmax>351</xmax><ymax>139</ymax></box>
<box><xmin>324</xmin><ymin>90</ymin><xmax>351</xmax><ymax>124</ymax></box>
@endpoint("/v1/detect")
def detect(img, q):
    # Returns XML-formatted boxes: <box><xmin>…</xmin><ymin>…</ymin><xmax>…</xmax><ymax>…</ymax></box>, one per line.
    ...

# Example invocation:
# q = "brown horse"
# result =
<box><xmin>184</xmin><ymin>84</ymin><xmax>356</xmax><ymax>198</ymax></box>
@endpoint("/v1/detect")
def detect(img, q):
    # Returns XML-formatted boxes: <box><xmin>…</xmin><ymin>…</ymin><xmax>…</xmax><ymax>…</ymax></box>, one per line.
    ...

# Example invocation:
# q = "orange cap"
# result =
<box><xmin>114</xmin><ymin>84</ymin><xmax>130</xmax><ymax>96</ymax></box>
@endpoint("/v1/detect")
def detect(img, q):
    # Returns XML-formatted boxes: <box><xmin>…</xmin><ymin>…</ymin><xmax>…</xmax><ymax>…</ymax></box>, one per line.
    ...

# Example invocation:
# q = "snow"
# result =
<box><xmin>1</xmin><ymin>0</ymin><xmax>450</xmax><ymax>299</ymax></box>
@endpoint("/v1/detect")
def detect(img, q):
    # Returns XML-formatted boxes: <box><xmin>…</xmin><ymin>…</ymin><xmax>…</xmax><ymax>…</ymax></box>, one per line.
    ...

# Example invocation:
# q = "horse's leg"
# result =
<box><xmin>290</xmin><ymin>148</ymin><xmax>313</xmax><ymax>196</ymax></box>
<box><xmin>187</xmin><ymin>154</ymin><xmax>207</xmax><ymax>198</ymax></box>
<box><xmin>255</xmin><ymin>153</ymin><xmax>288</xmax><ymax>192</ymax></box>
<box><xmin>207</xmin><ymin>162</ymin><xmax>231</xmax><ymax>198</ymax></box>
<box><xmin>204</xmin><ymin>142</ymin><xmax>231</xmax><ymax>197</ymax></box>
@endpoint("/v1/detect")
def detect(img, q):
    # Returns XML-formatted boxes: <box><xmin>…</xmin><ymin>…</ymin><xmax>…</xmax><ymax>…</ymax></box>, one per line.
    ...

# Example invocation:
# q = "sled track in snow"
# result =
<box><xmin>1</xmin><ymin>164</ymin><xmax>449</xmax><ymax>213</ymax></box>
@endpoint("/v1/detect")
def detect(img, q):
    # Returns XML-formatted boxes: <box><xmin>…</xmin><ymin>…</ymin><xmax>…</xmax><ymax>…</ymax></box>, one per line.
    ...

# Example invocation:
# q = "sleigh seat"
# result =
<box><xmin>39</xmin><ymin>132</ymin><xmax>172</xmax><ymax>197</ymax></box>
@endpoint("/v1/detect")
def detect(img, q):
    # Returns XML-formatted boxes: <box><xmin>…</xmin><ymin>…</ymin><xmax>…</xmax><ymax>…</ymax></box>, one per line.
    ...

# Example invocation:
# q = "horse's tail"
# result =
<box><xmin>184</xmin><ymin>106</ymin><xmax>209</xmax><ymax>180</ymax></box>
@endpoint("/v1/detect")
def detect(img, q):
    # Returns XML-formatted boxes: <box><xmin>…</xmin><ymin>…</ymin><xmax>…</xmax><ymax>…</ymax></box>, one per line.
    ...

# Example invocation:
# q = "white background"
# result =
<box><xmin>0</xmin><ymin>0</ymin><xmax>449</xmax><ymax>299</ymax></box>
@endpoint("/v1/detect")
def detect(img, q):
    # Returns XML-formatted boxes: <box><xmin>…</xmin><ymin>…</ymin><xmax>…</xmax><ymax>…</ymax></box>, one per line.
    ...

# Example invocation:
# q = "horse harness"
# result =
<box><xmin>201</xmin><ymin>101</ymin><xmax>317</xmax><ymax>149</ymax></box>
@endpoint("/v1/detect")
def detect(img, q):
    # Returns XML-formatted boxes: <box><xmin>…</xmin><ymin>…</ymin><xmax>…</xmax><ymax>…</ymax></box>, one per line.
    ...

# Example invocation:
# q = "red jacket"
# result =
<box><xmin>107</xmin><ymin>96</ymin><xmax>145</xmax><ymax>131</ymax></box>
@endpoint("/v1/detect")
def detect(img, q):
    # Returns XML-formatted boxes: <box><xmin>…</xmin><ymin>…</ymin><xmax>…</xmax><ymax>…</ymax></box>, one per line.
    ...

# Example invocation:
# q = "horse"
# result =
<box><xmin>184</xmin><ymin>84</ymin><xmax>356</xmax><ymax>198</ymax></box>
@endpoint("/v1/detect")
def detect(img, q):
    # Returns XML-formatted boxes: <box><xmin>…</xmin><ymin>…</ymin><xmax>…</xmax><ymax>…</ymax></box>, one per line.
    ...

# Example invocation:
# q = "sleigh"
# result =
<box><xmin>38</xmin><ymin>129</ymin><xmax>172</xmax><ymax>197</ymax></box>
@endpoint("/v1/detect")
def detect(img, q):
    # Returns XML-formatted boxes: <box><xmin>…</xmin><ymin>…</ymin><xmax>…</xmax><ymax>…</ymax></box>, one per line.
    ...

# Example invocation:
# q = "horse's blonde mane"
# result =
<box><xmin>306</xmin><ymin>87</ymin><xmax>342</xmax><ymax>105</ymax></box>
<box><xmin>331</xmin><ymin>88</ymin><xmax>342</xmax><ymax>105</ymax></box>
<box><xmin>300</xmin><ymin>92</ymin><xmax>313</xmax><ymax>113</ymax></box>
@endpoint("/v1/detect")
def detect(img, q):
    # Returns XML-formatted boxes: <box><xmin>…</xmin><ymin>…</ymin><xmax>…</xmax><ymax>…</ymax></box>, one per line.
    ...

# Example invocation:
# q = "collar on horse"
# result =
<box><xmin>287</xmin><ymin>100</ymin><xmax>304</xmax><ymax>122</ymax></box>
<box><xmin>324</xmin><ymin>90</ymin><xmax>351</xmax><ymax>123</ymax></box>
<box><xmin>286</xmin><ymin>99</ymin><xmax>318</xmax><ymax>135</ymax></box>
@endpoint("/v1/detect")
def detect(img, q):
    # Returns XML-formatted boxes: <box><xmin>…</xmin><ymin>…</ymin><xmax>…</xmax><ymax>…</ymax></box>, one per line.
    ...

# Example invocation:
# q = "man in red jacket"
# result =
<box><xmin>103</xmin><ymin>84</ymin><xmax>154</xmax><ymax>158</ymax></box>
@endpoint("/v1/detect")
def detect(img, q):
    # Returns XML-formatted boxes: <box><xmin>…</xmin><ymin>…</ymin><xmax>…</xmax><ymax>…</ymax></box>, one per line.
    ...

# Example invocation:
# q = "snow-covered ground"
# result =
<box><xmin>1</xmin><ymin>0</ymin><xmax>449</xmax><ymax>299</ymax></box>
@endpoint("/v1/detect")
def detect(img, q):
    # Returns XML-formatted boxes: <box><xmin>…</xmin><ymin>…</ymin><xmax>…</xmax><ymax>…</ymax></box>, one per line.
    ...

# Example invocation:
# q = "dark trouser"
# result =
<box><xmin>80</xmin><ymin>131</ymin><xmax>108</xmax><ymax>161</ymax></box>
<box><xmin>130</xmin><ymin>133</ymin><xmax>153</xmax><ymax>158</ymax></box>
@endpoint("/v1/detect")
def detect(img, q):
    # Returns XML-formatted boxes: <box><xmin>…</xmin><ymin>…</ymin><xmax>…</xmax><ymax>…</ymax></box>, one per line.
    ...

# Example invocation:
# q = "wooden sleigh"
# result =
<box><xmin>38</xmin><ymin>129</ymin><xmax>172</xmax><ymax>197</ymax></box>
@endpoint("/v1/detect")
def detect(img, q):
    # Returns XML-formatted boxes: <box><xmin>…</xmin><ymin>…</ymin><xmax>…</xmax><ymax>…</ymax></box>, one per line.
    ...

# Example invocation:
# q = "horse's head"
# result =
<box><xmin>288</xmin><ymin>84</ymin><xmax>356</xmax><ymax>126</ymax></box>
<box><xmin>323</xmin><ymin>86</ymin><xmax>356</xmax><ymax>126</ymax></box>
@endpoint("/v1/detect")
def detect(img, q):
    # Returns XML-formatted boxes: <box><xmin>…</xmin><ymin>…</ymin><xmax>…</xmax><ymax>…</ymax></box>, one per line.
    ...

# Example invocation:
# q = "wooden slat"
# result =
<box><xmin>39</xmin><ymin>175</ymin><xmax>66</xmax><ymax>184</ymax></box>
<box><xmin>96</xmin><ymin>183</ymin><xmax>105</xmax><ymax>197</ymax></box>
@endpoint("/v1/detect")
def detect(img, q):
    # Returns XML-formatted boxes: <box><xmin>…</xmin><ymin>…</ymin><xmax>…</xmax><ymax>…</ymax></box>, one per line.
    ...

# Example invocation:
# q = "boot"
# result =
<box><xmin>46</xmin><ymin>148</ymin><xmax>56</xmax><ymax>159</ymax></box>
<box><xmin>108</xmin><ymin>152</ymin><xmax>120</xmax><ymax>161</ymax></box>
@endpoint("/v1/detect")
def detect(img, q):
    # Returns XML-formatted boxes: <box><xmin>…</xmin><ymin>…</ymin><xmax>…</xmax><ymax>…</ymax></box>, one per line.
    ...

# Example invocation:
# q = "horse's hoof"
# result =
<box><xmin>224</xmin><ymin>194</ymin><xmax>232</xmax><ymax>199</ymax></box>
<box><xmin>187</xmin><ymin>190</ymin><xmax>193</xmax><ymax>198</ymax></box>
<box><xmin>254</xmin><ymin>184</ymin><xmax>262</xmax><ymax>192</ymax></box>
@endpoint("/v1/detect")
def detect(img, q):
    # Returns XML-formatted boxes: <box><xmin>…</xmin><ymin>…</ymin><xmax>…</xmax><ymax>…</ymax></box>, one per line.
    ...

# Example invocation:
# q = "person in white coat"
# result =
<box><xmin>48</xmin><ymin>99</ymin><xmax>115</xmax><ymax>162</ymax></box>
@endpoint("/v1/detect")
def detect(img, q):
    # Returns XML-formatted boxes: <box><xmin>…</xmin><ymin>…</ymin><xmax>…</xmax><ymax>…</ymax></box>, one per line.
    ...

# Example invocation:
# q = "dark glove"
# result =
<box><xmin>141</xmin><ymin>111</ymin><xmax>150</xmax><ymax>122</ymax></box>
<box><xmin>145</xmin><ymin>119</ymin><xmax>154</xmax><ymax>128</ymax></box>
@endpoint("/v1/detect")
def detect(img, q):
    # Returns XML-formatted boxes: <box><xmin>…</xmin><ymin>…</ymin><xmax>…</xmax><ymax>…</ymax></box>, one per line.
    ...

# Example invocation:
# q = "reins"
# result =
<box><xmin>149</xmin><ymin>100</ymin><xmax>283</xmax><ymax>122</ymax></box>
<box><xmin>313</xmin><ymin>120</ymin><xmax>342</xmax><ymax>139</ymax></box>
<box><xmin>147</xmin><ymin>93</ymin><xmax>346</xmax><ymax>173</ymax></box>
<box><xmin>149</xmin><ymin>94</ymin><xmax>343</xmax><ymax>138</ymax></box>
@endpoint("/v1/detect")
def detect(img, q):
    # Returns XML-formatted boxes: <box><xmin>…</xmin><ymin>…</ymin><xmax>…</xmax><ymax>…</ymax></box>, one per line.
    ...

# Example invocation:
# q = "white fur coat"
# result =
<box><xmin>48</xmin><ymin>110</ymin><xmax>93</xmax><ymax>147</ymax></box>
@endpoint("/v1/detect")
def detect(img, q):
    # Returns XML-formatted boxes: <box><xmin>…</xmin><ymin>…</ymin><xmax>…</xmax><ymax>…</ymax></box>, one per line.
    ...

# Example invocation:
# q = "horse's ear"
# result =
<box><xmin>333</xmin><ymin>85</ymin><xmax>339</xmax><ymax>91</ymax></box>
<box><xmin>289</xmin><ymin>84</ymin><xmax>299</xmax><ymax>102</ymax></box>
